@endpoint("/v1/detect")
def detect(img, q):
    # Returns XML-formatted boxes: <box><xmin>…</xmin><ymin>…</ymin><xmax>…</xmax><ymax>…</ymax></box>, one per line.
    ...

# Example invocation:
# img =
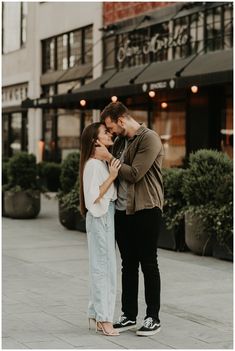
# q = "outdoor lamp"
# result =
<box><xmin>148</xmin><ymin>90</ymin><xmax>155</xmax><ymax>98</ymax></box>
<box><xmin>111</xmin><ymin>96</ymin><xmax>118</xmax><ymax>103</ymax></box>
<box><xmin>161</xmin><ymin>102</ymin><xmax>168</xmax><ymax>109</ymax></box>
<box><xmin>191</xmin><ymin>85</ymin><xmax>198</xmax><ymax>94</ymax></box>
<box><xmin>80</xmin><ymin>99</ymin><xmax>86</xmax><ymax>107</ymax></box>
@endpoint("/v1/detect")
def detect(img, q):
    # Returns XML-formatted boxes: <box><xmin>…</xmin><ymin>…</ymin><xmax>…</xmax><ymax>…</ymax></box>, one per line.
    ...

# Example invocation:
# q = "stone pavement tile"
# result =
<box><xmin>54</xmin><ymin>333</ymin><xmax>125</xmax><ymax>349</ymax></box>
<box><xmin>192</xmin><ymin>330</ymin><xmax>233</xmax><ymax>343</ymax></box>
<box><xmin>3</xmin><ymin>302</ymin><xmax>40</xmax><ymax>315</ymax></box>
<box><xmin>22</xmin><ymin>339</ymin><xmax>75</xmax><ymax>349</ymax></box>
<box><xmin>5</xmin><ymin>331</ymin><xmax>56</xmax><ymax>343</ymax></box>
<box><xmin>2</xmin><ymin>337</ymin><xmax>29</xmax><ymax>349</ymax></box>
<box><xmin>4</xmin><ymin>245</ymin><xmax>87</xmax><ymax>263</ymax></box>
<box><xmin>205</xmin><ymin>341</ymin><xmax>233</xmax><ymax>349</ymax></box>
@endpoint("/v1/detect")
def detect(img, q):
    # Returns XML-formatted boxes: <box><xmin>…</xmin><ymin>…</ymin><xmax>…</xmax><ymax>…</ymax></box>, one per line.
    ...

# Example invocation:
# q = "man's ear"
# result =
<box><xmin>117</xmin><ymin>116</ymin><xmax>125</xmax><ymax>126</ymax></box>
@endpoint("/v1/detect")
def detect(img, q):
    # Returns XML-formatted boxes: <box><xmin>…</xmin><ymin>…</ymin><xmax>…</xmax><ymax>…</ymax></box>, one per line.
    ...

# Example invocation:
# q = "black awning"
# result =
<box><xmin>135</xmin><ymin>49</ymin><xmax>233</xmax><ymax>88</ymax></box>
<box><xmin>22</xmin><ymin>50</ymin><xmax>233</xmax><ymax>110</ymax></box>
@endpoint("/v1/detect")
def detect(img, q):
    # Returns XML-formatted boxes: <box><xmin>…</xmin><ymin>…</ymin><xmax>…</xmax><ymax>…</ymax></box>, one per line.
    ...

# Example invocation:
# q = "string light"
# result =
<box><xmin>80</xmin><ymin>99</ymin><xmax>86</xmax><ymax>107</ymax></box>
<box><xmin>161</xmin><ymin>102</ymin><xmax>168</xmax><ymax>109</ymax></box>
<box><xmin>148</xmin><ymin>90</ymin><xmax>155</xmax><ymax>98</ymax></box>
<box><xmin>111</xmin><ymin>96</ymin><xmax>118</xmax><ymax>102</ymax></box>
<box><xmin>191</xmin><ymin>85</ymin><xmax>198</xmax><ymax>94</ymax></box>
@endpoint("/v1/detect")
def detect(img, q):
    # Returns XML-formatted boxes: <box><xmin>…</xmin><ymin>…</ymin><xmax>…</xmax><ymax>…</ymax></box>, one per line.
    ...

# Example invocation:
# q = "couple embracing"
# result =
<box><xmin>79</xmin><ymin>102</ymin><xmax>164</xmax><ymax>337</ymax></box>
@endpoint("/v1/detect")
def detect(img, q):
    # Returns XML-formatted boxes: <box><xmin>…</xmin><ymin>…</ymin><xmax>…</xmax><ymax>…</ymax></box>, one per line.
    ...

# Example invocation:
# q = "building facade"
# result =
<box><xmin>3</xmin><ymin>2</ymin><xmax>233</xmax><ymax>167</ymax></box>
<box><xmin>2</xmin><ymin>2</ymin><xmax>102</xmax><ymax>162</ymax></box>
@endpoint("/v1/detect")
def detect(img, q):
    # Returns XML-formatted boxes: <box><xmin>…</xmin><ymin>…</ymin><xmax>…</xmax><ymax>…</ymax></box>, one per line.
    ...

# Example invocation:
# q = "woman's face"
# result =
<box><xmin>97</xmin><ymin>124</ymin><xmax>114</xmax><ymax>146</ymax></box>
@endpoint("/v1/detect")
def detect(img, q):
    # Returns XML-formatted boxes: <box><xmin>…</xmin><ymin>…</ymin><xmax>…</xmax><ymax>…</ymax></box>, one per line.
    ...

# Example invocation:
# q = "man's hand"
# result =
<box><xmin>94</xmin><ymin>140</ymin><xmax>113</xmax><ymax>162</ymax></box>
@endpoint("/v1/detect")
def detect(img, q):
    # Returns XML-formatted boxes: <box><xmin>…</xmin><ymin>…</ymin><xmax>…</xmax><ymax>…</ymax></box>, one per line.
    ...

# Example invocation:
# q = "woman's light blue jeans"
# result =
<box><xmin>86</xmin><ymin>202</ymin><xmax>116</xmax><ymax>322</ymax></box>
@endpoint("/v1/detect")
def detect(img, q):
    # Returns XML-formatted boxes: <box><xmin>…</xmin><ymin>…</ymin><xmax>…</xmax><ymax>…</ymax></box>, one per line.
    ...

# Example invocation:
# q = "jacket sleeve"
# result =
<box><xmin>119</xmin><ymin>131</ymin><xmax>162</xmax><ymax>184</ymax></box>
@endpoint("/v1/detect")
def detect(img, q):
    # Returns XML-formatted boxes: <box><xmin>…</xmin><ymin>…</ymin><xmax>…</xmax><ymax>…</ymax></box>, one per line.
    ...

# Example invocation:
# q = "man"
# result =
<box><xmin>95</xmin><ymin>102</ymin><xmax>164</xmax><ymax>337</ymax></box>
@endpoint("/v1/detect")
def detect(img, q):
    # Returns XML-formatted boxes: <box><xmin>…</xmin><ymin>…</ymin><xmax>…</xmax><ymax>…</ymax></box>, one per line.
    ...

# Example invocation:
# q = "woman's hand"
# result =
<box><xmin>109</xmin><ymin>158</ymin><xmax>121</xmax><ymax>180</ymax></box>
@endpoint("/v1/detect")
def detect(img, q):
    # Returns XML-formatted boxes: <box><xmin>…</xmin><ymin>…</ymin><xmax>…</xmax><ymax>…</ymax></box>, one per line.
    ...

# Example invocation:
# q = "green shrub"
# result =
<box><xmin>37</xmin><ymin>161</ymin><xmax>61</xmax><ymax>192</ymax></box>
<box><xmin>7</xmin><ymin>152</ymin><xmax>38</xmax><ymax>190</ymax></box>
<box><xmin>60</xmin><ymin>152</ymin><xmax>80</xmax><ymax>193</ymax></box>
<box><xmin>182</xmin><ymin>149</ymin><xmax>232</xmax><ymax>206</ymax></box>
<box><xmin>2</xmin><ymin>161</ymin><xmax>9</xmax><ymax>185</ymax></box>
<box><xmin>162</xmin><ymin>167</ymin><xmax>186</xmax><ymax>229</ymax></box>
<box><xmin>59</xmin><ymin>179</ymin><xmax>80</xmax><ymax>213</ymax></box>
<box><xmin>182</xmin><ymin>149</ymin><xmax>233</xmax><ymax>253</ymax></box>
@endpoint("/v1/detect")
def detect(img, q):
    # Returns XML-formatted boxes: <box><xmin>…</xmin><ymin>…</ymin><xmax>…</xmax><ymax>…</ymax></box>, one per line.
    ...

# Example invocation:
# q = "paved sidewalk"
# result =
<box><xmin>2</xmin><ymin>196</ymin><xmax>233</xmax><ymax>349</ymax></box>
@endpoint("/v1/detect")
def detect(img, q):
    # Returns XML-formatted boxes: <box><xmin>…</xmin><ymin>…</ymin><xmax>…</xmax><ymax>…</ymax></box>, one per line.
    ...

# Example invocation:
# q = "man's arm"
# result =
<box><xmin>119</xmin><ymin>132</ymin><xmax>162</xmax><ymax>184</ymax></box>
<box><xmin>94</xmin><ymin>140</ymin><xmax>113</xmax><ymax>163</ymax></box>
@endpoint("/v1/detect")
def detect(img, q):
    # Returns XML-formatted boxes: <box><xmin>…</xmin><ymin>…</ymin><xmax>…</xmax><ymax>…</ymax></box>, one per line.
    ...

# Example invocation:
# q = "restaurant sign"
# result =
<box><xmin>117</xmin><ymin>26</ymin><xmax>188</xmax><ymax>63</ymax></box>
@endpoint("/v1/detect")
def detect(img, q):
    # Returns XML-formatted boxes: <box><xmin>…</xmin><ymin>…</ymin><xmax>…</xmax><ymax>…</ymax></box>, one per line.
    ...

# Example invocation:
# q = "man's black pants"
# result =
<box><xmin>115</xmin><ymin>207</ymin><xmax>162</xmax><ymax>323</ymax></box>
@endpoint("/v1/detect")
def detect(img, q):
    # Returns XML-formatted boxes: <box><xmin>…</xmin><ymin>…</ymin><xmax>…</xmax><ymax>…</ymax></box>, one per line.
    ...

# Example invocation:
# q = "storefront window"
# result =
<box><xmin>57</xmin><ymin>34</ymin><xmax>68</xmax><ymax>70</ymax></box>
<box><xmin>57</xmin><ymin>110</ymin><xmax>80</xmax><ymax>160</ymax></box>
<box><xmin>224</xmin><ymin>4</ymin><xmax>233</xmax><ymax>49</ymax></box>
<box><xmin>69</xmin><ymin>30</ymin><xmax>82</xmax><ymax>67</ymax></box>
<box><xmin>105</xmin><ymin>3</ymin><xmax>232</xmax><ymax>72</ymax></box>
<box><xmin>221</xmin><ymin>96</ymin><xmax>233</xmax><ymax>159</ymax></box>
<box><xmin>2</xmin><ymin>115</ymin><xmax>9</xmax><ymax>158</ymax></box>
<box><xmin>103</xmin><ymin>35</ymin><xmax>115</xmax><ymax>69</ymax></box>
<box><xmin>152</xmin><ymin>102</ymin><xmax>186</xmax><ymax>168</ymax></box>
<box><xmin>84</xmin><ymin>26</ymin><xmax>93</xmax><ymax>64</ymax></box>
<box><xmin>43</xmin><ymin>110</ymin><xmax>57</xmax><ymax>162</ymax></box>
<box><xmin>42</xmin><ymin>25</ymin><xmax>93</xmax><ymax>73</ymax></box>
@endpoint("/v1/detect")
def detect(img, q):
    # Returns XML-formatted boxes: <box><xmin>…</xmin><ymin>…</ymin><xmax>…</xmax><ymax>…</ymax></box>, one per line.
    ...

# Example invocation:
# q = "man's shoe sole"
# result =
<box><xmin>114</xmin><ymin>324</ymin><xmax>137</xmax><ymax>332</ymax></box>
<box><xmin>136</xmin><ymin>327</ymin><xmax>161</xmax><ymax>336</ymax></box>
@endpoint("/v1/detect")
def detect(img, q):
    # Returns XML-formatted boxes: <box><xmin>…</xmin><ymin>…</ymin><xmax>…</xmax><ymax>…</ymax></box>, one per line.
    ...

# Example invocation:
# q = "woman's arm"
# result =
<box><xmin>94</xmin><ymin>158</ymin><xmax>121</xmax><ymax>203</ymax></box>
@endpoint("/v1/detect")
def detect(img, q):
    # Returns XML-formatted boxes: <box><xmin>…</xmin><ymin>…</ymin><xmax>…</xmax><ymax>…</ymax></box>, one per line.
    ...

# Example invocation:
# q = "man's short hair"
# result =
<box><xmin>100</xmin><ymin>102</ymin><xmax>129</xmax><ymax>123</ymax></box>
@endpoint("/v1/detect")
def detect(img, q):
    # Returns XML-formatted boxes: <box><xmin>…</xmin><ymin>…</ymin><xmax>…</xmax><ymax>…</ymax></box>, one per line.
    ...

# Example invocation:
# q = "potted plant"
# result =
<box><xmin>4</xmin><ymin>152</ymin><xmax>41</xmax><ymax>219</ymax></box>
<box><xmin>212</xmin><ymin>172</ymin><xmax>233</xmax><ymax>261</ymax></box>
<box><xmin>37</xmin><ymin>161</ymin><xmax>61</xmax><ymax>192</ymax></box>
<box><xmin>182</xmin><ymin>149</ymin><xmax>233</xmax><ymax>256</ymax></box>
<box><xmin>160</xmin><ymin>168</ymin><xmax>187</xmax><ymax>251</ymax></box>
<box><xmin>58</xmin><ymin>152</ymin><xmax>86</xmax><ymax>232</ymax></box>
<box><xmin>2</xmin><ymin>160</ymin><xmax>9</xmax><ymax>217</ymax></box>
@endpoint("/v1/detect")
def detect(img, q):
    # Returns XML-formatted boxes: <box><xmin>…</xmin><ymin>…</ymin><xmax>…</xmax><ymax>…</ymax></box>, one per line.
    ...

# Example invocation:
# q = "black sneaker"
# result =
<box><xmin>136</xmin><ymin>317</ymin><xmax>161</xmax><ymax>336</ymax></box>
<box><xmin>113</xmin><ymin>315</ymin><xmax>136</xmax><ymax>332</ymax></box>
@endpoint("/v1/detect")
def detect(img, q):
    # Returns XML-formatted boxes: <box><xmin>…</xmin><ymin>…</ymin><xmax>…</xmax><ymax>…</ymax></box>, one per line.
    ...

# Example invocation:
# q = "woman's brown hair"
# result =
<box><xmin>79</xmin><ymin>122</ymin><xmax>103</xmax><ymax>217</ymax></box>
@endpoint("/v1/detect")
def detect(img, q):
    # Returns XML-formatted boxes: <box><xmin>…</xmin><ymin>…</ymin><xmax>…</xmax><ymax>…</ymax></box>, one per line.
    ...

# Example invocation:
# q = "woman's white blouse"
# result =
<box><xmin>83</xmin><ymin>158</ymin><xmax>117</xmax><ymax>217</ymax></box>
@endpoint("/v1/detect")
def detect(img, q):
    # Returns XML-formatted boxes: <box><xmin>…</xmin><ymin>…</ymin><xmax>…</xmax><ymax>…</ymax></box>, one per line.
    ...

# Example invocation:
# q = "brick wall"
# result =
<box><xmin>103</xmin><ymin>2</ymin><xmax>174</xmax><ymax>25</ymax></box>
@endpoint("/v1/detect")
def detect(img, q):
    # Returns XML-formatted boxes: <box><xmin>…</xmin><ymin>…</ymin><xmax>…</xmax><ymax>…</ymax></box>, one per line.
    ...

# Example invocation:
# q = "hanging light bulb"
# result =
<box><xmin>148</xmin><ymin>90</ymin><xmax>155</xmax><ymax>98</ymax></box>
<box><xmin>191</xmin><ymin>85</ymin><xmax>198</xmax><ymax>94</ymax></box>
<box><xmin>111</xmin><ymin>96</ymin><xmax>118</xmax><ymax>102</ymax></box>
<box><xmin>161</xmin><ymin>102</ymin><xmax>168</xmax><ymax>109</ymax></box>
<box><xmin>80</xmin><ymin>99</ymin><xmax>86</xmax><ymax>107</ymax></box>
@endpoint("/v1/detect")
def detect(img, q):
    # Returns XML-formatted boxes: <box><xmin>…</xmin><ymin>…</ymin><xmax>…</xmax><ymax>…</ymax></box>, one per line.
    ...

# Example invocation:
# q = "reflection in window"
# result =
<box><xmin>104</xmin><ymin>35</ymin><xmax>115</xmax><ymax>69</ymax></box>
<box><xmin>70</xmin><ymin>30</ymin><xmax>81</xmax><ymax>67</ymax></box>
<box><xmin>57</xmin><ymin>34</ymin><xmax>68</xmax><ymax>70</ymax></box>
<box><xmin>58</xmin><ymin>111</ymin><xmax>80</xmax><ymax>160</ymax></box>
<box><xmin>42</xmin><ymin>25</ymin><xmax>93</xmax><ymax>73</ymax></box>
<box><xmin>10</xmin><ymin>113</ymin><xmax>22</xmax><ymax>155</ymax></box>
<box><xmin>2</xmin><ymin>115</ymin><xmax>9</xmax><ymax>157</ymax></box>
<box><xmin>152</xmin><ymin>102</ymin><xmax>186</xmax><ymax>167</ymax></box>
<box><xmin>221</xmin><ymin>96</ymin><xmax>233</xmax><ymax>159</ymax></box>
<box><xmin>84</xmin><ymin>26</ymin><xmax>93</xmax><ymax>64</ymax></box>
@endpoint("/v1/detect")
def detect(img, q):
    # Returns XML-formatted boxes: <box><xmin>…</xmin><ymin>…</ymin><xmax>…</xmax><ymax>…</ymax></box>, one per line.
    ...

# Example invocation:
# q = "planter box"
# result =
<box><xmin>185</xmin><ymin>211</ymin><xmax>213</xmax><ymax>256</ymax></box>
<box><xmin>158</xmin><ymin>219</ymin><xmax>188</xmax><ymax>252</ymax></box>
<box><xmin>59</xmin><ymin>201</ymin><xmax>86</xmax><ymax>232</ymax></box>
<box><xmin>2</xmin><ymin>191</ymin><xmax>9</xmax><ymax>218</ymax></box>
<box><xmin>4</xmin><ymin>190</ymin><xmax>41</xmax><ymax>219</ymax></box>
<box><xmin>213</xmin><ymin>237</ymin><xmax>233</xmax><ymax>262</ymax></box>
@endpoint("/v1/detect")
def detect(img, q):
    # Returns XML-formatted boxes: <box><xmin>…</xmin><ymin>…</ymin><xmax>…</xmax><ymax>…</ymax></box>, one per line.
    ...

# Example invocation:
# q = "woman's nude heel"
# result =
<box><xmin>97</xmin><ymin>322</ymin><xmax>120</xmax><ymax>336</ymax></box>
<box><xmin>89</xmin><ymin>318</ymin><xmax>102</xmax><ymax>331</ymax></box>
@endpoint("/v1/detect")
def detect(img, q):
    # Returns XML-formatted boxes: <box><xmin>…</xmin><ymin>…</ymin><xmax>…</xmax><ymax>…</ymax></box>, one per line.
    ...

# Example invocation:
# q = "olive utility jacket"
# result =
<box><xmin>112</xmin><ymin>125</ymin><xmax>164</xmax><ymax>215</ymax></box>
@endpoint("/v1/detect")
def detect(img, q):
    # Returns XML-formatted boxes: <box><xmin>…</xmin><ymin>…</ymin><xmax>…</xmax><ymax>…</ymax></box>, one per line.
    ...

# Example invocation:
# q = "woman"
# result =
<box><xmin>80</xmin><ymin>122</ymin><xmax>121</xmax><ymax>336</ymax></box>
